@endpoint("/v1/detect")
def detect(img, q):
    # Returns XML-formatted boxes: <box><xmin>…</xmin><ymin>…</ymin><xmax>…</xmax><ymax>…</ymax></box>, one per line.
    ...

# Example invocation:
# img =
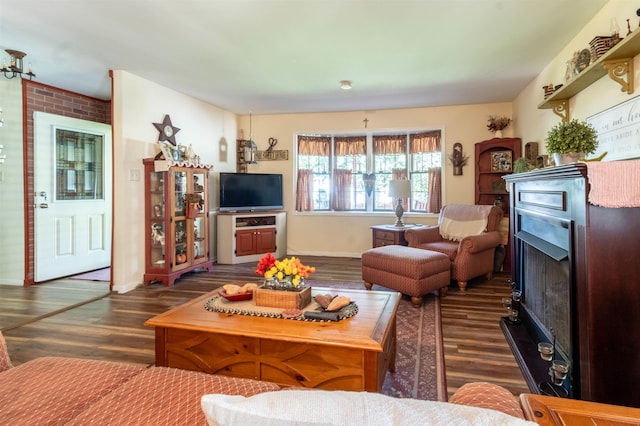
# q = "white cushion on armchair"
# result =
<box><xmin>438</xmin><ymin>204</ymin><xmax>495</xmax><ymax>242</ymax></box>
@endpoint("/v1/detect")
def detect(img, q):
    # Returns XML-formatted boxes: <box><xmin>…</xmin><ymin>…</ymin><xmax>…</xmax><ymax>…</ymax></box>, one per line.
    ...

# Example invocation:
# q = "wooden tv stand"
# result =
<box><xmin>217</xmin><ymin>211</ymin><xmax>286</xmax><ymax>264</ymax></box>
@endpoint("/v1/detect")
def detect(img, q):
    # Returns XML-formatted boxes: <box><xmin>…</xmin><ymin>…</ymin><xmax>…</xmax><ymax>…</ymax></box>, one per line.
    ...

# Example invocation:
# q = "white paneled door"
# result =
<box><xmin>34</xmin><ymin>112</ymin><xmax>112</xmax><ymax>282</ymax></box>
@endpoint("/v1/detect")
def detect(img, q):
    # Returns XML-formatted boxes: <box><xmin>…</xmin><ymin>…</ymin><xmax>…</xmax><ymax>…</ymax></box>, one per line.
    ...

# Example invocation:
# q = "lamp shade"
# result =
<box><xmin>388</xmin><ymin>180</ymin><xmax>411</xmax><ymax>199</ymax></box>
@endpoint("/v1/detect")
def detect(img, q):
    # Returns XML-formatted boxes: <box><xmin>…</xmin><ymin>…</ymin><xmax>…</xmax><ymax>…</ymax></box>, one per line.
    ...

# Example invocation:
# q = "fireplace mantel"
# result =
<box><xmin>503</xmin><ymin>164</ymin><xmax>640</xmax><ymax>408</ymax></box>
<box><xmin>504</xmin><ymin>160</ymin><xmax>640</xmax><ymax>208</ymax></box>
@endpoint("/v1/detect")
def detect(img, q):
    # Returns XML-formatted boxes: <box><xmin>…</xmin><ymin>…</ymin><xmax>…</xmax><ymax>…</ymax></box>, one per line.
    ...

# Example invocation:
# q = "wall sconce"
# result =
<box><xmin>1</xmin><ymin>49</ymin><xmax>36</xmax><ymax>80</ymax></box>
<box><xmin>448</xmin><ymin>142</ymin><xmax>468</xmax><ymax>176</ymax></box>
<box><xmin>242</xmin><ymin>139</ymin><xmax>258</xmax><ymax>164</ymax></box>
<box><xmin>388</xmin><ymin>180</ymin><xmax>412</xmax><ymax>227</ymax></box>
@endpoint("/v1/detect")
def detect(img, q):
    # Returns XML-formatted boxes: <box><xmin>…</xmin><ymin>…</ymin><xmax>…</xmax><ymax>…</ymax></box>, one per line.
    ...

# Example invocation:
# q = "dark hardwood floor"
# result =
<box><xmin>0</xmin><ymin>256</ymin><xmax>528</xmax><ymax>399</ymax></box>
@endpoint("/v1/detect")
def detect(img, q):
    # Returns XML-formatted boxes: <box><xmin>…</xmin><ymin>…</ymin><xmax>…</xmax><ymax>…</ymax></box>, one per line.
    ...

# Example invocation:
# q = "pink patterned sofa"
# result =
<box><xmin>0</xmin><ymin>332</ymin><xmax>532</xmax><ymax>425</ymax></box>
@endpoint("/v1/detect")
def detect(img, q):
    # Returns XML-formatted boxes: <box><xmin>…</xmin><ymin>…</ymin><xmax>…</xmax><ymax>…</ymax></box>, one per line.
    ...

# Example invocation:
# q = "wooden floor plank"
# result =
<box><xmin>0</xmin><ymin>256</ymin><xmax>528</xmax><ymax>399</ymax></box>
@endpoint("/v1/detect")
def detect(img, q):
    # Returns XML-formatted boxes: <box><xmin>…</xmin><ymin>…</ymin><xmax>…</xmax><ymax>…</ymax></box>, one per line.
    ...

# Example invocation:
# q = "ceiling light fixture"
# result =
<box><xmin>1</xmin><ymin>49</ymin><xmax>36</xmax><ymax>80</ymax></box>
<box><xmin>340</xmin><ymin>80</ymin><xmax>352</xmax><ymax>90</ymax></box>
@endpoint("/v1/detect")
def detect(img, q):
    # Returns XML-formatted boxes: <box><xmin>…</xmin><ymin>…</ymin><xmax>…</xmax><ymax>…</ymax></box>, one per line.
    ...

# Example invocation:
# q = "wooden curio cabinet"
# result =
<box><xmin>475</xmin><ymin>137</ymin><xmax>522</xmax><ymax>217</ymax></box>
<box><xmin>475</xmin><ymin>137</ymin><xmax>522</xmax><ymax>272</ymax></box>
<box><xmin>143</xmin><ymin>158</ymin><xmax>213</xmax><ymax>286</ymax></box>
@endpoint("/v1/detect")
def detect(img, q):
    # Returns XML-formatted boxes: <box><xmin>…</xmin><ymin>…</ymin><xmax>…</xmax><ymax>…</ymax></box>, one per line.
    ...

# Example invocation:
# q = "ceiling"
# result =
<box><xmin>0</xmin><ymin>0</ymin><xmax>608</xmax><ymax>115</ymax></box>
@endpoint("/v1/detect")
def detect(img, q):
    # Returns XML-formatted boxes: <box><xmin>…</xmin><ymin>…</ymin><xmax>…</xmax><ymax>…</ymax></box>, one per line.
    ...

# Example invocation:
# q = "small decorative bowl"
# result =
<box><xmin>219</xmin><ymin>290</ymin><xmax>253</xmax><ymax>302</ymax></box>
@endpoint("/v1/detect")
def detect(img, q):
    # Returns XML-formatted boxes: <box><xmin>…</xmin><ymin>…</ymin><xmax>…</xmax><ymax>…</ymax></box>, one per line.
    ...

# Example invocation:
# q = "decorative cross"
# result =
<box><xmin>363</xmin><ymin>117</ymin><xmax>369</xmax><ymax>128</ymax></box>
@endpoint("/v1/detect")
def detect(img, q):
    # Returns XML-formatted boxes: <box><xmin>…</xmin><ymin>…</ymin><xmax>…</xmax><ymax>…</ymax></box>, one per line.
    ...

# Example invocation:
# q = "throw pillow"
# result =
<box><xmin>201</xmin><ymin>389</ymin><xmax>536</xmax><ymax>425</ymax></box>
<box><xmin>0</xmin><ymin>331</ymin><xmax>13</xmax><ymax>372</ymax></box>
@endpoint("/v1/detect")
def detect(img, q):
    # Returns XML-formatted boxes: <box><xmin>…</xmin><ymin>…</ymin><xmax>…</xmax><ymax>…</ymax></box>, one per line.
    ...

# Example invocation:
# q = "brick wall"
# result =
<box><xmin>22</xmin><ymin>80</ymin><xmax>111</xmax><ymax>285</ymax></box>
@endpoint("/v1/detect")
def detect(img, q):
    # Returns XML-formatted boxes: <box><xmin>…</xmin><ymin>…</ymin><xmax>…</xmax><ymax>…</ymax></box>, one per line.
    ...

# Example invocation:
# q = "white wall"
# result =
<box><xmin>111</xmin><ymin>70</ymin><xmax>238</xmax><ymax>292</ymax></box>
<box><xmin>237</xmin><ymin>102</ymin><xmax>513</xmax><ymax>258</ymax></box>
<box><xmin>514</xmin><ymin>1</ymin><xmax>639</xmax><ymax>148</ymax></box>
<box><xmin>0</xmin><ymin>79</ymin><xmax>26</xmax><ymax>285</ymax></box>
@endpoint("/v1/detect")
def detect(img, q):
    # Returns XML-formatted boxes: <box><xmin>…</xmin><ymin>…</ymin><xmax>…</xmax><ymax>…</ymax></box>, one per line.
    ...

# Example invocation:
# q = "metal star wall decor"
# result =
<box><xmin>153</xmin><ymin>114</ymin><xmax>180</xmax><ymax>146</ymax></box>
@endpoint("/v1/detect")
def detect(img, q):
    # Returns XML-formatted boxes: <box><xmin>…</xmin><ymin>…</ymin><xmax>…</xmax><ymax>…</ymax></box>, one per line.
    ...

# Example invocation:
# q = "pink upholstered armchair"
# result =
<box><xmin>405</xmin><ymin>204</ymin><xmax>503</xmax><ymax>291</ymax></box>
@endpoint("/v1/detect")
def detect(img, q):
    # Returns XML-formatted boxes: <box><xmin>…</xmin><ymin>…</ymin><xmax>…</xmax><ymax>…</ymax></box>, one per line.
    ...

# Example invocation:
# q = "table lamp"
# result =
<box><xmin>388</xmin><ymin>180</ymin><xmax>411</xmax><ymax>227</ymax></box>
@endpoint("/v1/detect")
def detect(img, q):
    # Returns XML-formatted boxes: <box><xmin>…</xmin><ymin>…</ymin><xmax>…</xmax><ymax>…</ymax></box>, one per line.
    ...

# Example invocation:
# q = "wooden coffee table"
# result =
<box><xmin>144</xmin><ymin>287</ymin><xmax>400</xmax><ymax>392</ymax></box>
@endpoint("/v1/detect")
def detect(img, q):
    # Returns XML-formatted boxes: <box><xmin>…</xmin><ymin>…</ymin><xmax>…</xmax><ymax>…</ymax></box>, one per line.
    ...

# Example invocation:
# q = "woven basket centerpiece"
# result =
<box><xmin>254</xmin><ymin>285</ymin><xmax>312</xmax><ymax>310</ymax></box>
<box><xmin>254</xmin><ymin>254</ymin><xmax>316</xmax><ymax>310</ymax></box>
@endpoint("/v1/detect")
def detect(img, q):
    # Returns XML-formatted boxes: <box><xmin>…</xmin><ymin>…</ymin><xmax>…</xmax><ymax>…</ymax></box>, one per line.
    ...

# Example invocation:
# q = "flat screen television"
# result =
<box><xmin>219</xmin><ymin>172</ymin><xmax>284</xmax><ymax>212</ymax></box>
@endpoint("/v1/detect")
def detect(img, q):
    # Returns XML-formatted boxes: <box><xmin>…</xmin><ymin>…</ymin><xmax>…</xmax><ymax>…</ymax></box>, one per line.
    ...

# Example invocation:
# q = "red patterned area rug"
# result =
<box><xmin>306</xmin><ymin>280</ymin><xmax>447</xmax><ymax>402</ymax></box>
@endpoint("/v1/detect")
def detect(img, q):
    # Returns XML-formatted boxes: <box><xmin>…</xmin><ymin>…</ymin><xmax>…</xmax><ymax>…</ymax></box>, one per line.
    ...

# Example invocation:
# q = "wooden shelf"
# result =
<box><xmin>538</xmin><ymin>29</ymin><xmax>640</xmax><ymax>121</ymax></box>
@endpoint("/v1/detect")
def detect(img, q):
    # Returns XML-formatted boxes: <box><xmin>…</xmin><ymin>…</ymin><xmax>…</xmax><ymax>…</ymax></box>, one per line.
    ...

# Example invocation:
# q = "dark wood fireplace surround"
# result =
<box><xmin>503</xmin><ymin>164</ymin><xmax>640</xmax><ymax>408</ymax></box>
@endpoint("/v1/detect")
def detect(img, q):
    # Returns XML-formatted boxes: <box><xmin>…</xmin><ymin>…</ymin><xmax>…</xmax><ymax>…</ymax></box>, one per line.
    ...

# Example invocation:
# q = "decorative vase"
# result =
<box><xmin>494</xmin><ymin>130</ymin><xmax>503</xmax><ymax>138</ymax></box>
<box><xmin>553</xmin><ymin>152</ymin><xmax>582</xmax><ymax>166</ymax></box>
<box><xmin>453</xmin><ymin>166</ymin><xmax>462</xmax><ymax>176</ymax></box>
<box><xmin>263</xmin><ymin>276</ymin><xmax>305</xmax><ymax>291</ymax></box>
<box><xmin>263</xmin><ymin>277</ymin><xmax>278</xmax><ymax>290</ymax></box>
<box><xmin>276</xmin><ymin>277</ymin><xmax>293</xmax><ymax>290</ymax></box>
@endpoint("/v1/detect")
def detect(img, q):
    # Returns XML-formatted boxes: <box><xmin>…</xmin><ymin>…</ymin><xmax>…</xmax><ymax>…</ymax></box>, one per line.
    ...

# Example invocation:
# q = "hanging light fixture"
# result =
<box><xmin>1</xmin><ymin>49</ymin><xmax>36</xmax><ymax>80</ymax></box>
<box><xmin>243</xmin><ymin>112</ymin><xmax>258</xmax><ymax>164</ymax></box>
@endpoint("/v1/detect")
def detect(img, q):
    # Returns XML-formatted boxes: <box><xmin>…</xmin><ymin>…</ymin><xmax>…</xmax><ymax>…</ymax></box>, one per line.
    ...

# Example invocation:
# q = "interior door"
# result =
<box><xmin>34</xmin><ymin>112</ymin><xmax>112</xmax><ymax>282</ymax></box>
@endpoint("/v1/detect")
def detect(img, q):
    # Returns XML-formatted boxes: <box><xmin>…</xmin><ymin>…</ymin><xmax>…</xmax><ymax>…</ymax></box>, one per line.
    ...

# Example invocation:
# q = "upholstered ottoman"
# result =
<box><xmin>361</xmin><ymin>245</ymin><xmax>450</xmax><ymax>307</ymax></box>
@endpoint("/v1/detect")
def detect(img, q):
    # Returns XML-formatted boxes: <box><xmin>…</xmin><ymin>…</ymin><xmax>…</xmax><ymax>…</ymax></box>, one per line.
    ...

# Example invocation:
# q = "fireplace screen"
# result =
<box><xmin>521</xmin><ymin>243</ymin><xmax>572</xmax><ymax>360</ymax></box>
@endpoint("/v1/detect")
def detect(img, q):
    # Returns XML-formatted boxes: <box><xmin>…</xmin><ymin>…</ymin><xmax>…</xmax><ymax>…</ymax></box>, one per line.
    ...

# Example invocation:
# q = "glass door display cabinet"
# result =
<box><xmin>143</xmin><ymin>158</ymin><xmax>213</xmax><ymax>286</ymax></box>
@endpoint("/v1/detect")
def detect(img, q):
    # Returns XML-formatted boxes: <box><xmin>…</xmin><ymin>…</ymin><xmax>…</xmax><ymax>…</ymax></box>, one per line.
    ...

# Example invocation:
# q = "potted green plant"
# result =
<box><xmin>545</xmin><ymin>119</ymin><xmax>598</xmax><ymax>165</ymax></box>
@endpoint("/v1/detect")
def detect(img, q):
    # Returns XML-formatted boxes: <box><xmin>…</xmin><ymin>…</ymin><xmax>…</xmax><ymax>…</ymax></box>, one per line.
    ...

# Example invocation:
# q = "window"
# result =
<box><xmin>295</xmin><ymin>130</ymin><xmax>442</xmax><ymax>213</ymax></box>
<box><xmin>55</xmin><ymin>128</ymin><xmax>105</xmax><ymax>201</ymax></box>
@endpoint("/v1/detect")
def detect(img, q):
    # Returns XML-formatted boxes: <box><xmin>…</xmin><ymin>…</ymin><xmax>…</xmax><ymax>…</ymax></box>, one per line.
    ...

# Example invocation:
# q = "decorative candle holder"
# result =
<box><xmin>538</xmin><ymin>342</ymin><xmax>554</xmax><ymax>361</ymax></box>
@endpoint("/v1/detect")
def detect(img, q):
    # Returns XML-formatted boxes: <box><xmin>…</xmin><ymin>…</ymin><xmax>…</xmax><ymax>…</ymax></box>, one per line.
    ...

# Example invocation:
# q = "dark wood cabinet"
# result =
<box><xmin>475</xmin><ymin>137</ymin><xmax>522</xmax><ymax>217</ymax></box>
<box><xmin>235</xmin><ymin>227</ymin><xmax>276</xmax><ymax>257</ymax></box>
<box><xmin>503</xmin><ymin>164</ymin><xmax>640</xmax><ymax>408</ymax></box>
<box><xmin>217</xmin><ymin>212</ymin><xmax>287</xmax><ymax>264</ymax></box>
<box><xmin>142</xmin><ymin>158</ymin><xmax>213</xmax><ymax>286</ymax></box>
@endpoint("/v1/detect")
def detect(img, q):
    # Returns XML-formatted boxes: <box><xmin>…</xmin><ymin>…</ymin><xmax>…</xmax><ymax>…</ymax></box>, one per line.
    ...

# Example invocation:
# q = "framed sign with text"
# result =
<box><xmin>587</xmin><ymin>95</ymin><xmax>640</xmax><ymax>161</ymax></box>
<box><xmin>256</xmin><ymin>150</ymin><xmax>288</xmax><ymax>161</ymax></box>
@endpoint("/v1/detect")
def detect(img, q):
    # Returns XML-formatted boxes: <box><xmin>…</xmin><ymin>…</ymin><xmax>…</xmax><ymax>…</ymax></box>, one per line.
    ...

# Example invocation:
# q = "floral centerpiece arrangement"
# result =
<box><xmin>487</xmin><ymin>115</ymin><xmax>512</xmax><ymax>134</ymax></box>
<box><xmin>255</xmin><ymin>253</ymin><xmax>316</xmax><ymax>289</ymax></box>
